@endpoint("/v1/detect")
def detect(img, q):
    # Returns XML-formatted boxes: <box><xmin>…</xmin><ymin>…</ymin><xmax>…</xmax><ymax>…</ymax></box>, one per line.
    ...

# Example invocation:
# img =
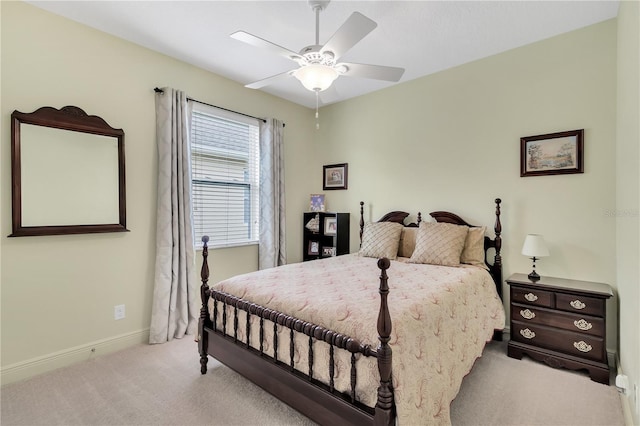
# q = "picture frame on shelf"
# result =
<box><xmin>323</xmin><ymin>163</ymin><xmax>348</xmax><ymax>190</ymax></box>
<box><xmin>310</xmin><ymin>194</ymin><xmax>325</xmax><ymax>212</ymax></box>
<box><xmin>322</xmin><ymin>246</ymin><xmax>336</xmax><ymax>257</ymax></box>
<box><xmin>520</xmin><ymin>129</ymin><xmax>584</xmax><ymax>177</ymax></box>
<box><xmin>324</xmin><ymin>217</ymin><xmax>337</xmax><ymax>236</ymax></box>
<box><xmin>308</xmin><ymin>240</ymin><xmax>319</xmax><ymax>255</ymax></box>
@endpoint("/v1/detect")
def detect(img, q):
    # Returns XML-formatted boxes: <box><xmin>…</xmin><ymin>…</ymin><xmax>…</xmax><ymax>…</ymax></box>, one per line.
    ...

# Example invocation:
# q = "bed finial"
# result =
<box><xmin>493</xmin><ymin>199</ymin><xmax>502</xmax><ymax>256</ymax></box>
<box><xmin>199</xmin><ymin>235</ymin><xmax>211</xmax><ymax>374</ymax></box>
<box><xmin>201</xmin><ymin>235</ymin><xmax>210</xmax><ymax>285</ymax></box>
<box><xmin>375</xmin><ymin>257</ymin><xmax>394</xmax><ymax>425</ymax></box>
<box><xmin>359</xmin><ymin>201</ymin><xmax>365</xmax><ymax>247</ymax></box>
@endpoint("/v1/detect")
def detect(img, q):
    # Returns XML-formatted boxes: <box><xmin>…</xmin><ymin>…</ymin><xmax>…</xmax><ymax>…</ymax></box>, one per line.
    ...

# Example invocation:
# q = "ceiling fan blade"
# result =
<box><xmin>339</xmin><ymin>62</ymin><xmax>405</xmax><ymax>82</ymax></box>
<box><xmin>320</xmin><ymin>12</ymin><xmax>377</xmax><ymax>61</ymax></box>
<box><xmin>231</xmin><ymin>31</ymin><xmax>302</xmax><ymax>63</ymax></box>
<box><xmin>244</xmin><ymin>70</ymin><xmax>295</xmax><ymax>89</ymax></box>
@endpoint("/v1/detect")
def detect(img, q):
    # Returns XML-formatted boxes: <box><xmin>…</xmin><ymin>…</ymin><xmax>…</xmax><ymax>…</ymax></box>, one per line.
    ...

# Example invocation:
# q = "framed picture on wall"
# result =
<box><xmin>520</xmin><ymin>129</ymin><xmax>584</xmax><ymax>177</ymax></box>
<box><xmin>323</xmin><ymin>163</ymin><xmax>348</xmax><ymax>190</ymax></box>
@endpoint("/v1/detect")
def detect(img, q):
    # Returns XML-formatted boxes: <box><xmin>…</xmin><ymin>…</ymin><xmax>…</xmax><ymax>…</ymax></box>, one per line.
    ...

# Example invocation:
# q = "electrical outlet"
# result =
<box><xmin>114</xmin><ymin>304</ymin><xmax>125</xmax><ymax>320</ymax></box>
<box><xmin>616</xmin><ymin>374</ymin><xmax>629</xmax><ymax>393</ymax></box>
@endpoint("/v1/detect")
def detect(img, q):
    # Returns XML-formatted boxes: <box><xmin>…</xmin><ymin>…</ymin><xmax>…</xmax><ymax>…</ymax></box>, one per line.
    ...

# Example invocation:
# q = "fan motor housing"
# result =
<box><xmin>299</xmin><ymin>45</ymin><xmax>335</xmax><ymax>66</ymax></box>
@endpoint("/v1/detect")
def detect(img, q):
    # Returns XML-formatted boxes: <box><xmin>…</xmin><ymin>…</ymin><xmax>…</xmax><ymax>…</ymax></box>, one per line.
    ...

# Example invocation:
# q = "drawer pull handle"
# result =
<box><xmin>524</xmin><ymin>293</ymin><xmax>538</xmax><ymax>302</ymax></box>
<box><xmin>574</xmin><ymin>319</ymin><xmax>593</xmax><ymax>331</ymax></box>
<box><xmin>520</xmin><ymin>309</ymin><xmax>536</xmax><ymax>320</ymax></box>
<box><xmin>520</xmin><ymin>328</ymin><xmax>536</xmax><ymax>339</ymax></box>
<box><xmin>573</xmin><ymin>341</ymin><xmax>593</xmax><ymax>353</ymax></box>
<box><xmin>570</xmin><ymin>300</ymin><xmax>586</xmax><ymax>310</ymax></box>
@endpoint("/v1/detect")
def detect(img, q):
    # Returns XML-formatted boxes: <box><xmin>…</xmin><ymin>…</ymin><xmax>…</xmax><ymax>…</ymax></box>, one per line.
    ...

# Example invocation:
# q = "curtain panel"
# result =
<box><xmin>150</xmin><ymin>88</ymin><xmax>198</xmax><ymax>344</ymax></box>
<box><xmin>259</xmin><ymin>119</ymin><xmax>286</xmax><ymax>269</ymax></box>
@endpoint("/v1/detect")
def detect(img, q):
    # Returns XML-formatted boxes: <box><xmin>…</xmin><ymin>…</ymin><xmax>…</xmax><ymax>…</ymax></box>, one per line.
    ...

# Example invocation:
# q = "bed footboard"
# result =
<box><xmin>197</xmin><ymin>236</ymin><xmax>395</xmax><ymax>425</ymax></box>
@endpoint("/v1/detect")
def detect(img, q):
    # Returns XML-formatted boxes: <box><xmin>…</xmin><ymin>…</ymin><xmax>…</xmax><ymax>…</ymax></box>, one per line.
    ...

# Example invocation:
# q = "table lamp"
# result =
<box><xmin>521</xmin><ymin>234</ymin><xmax>549</xmax><ymax>281</ymax></box>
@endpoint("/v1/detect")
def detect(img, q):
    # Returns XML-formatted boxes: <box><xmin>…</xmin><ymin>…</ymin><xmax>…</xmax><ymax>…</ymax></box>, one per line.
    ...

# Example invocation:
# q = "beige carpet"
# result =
<box><xmin>1</xmin><ymin>337</ymin><xmax>624</xmax><ymax>425</ymax></box>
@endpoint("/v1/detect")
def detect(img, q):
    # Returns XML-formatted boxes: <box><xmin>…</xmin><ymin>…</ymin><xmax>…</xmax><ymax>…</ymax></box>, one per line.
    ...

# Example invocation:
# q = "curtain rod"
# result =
<box><xmin>154</xmin><ymin>87</ymin><xmax>281</xmax><ymax>125</ymax></box>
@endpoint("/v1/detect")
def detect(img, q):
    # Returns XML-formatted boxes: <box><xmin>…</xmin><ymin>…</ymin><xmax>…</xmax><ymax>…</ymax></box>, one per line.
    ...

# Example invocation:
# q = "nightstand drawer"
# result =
<box><xmin>512</xmin><ymin>321</ymin><xmax>605</xmax><ymax>362</ymax></box>
<box><xmin>511</xmin><ymin>303</ymin><xmax>604</xmax><ymax>337</ymax></box>
<box><xmin>510</xmin><ymin>287</ymin><xmax>553</xmax><ymax>308</ymax></box>
<box><xmin>556</xmin><ymin>293</ymin><xmax>605</xmax><ymax>317</ymax></box>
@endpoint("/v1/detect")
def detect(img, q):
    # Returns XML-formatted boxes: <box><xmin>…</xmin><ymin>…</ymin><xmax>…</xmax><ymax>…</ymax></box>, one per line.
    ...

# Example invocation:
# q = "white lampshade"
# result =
<box><xmin>521</xmin><ymin>234</ymin><xmax>550</xmax><ymax>257</ymax></box>
<box><xmin>294</xmin><ymin>64</ymin><xmax>339</xmax><ymax>92</ymax></box>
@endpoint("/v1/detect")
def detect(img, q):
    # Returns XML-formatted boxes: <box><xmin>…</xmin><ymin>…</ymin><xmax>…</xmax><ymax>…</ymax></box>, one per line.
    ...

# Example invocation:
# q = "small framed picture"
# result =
<box><xmin>322</xmin><ymin>246</ymin><xmax>336</xmax><ymax>257</ymax></box>
<box><xmin>310</xmin><ymin>194</ymin><xmax>325</xmax><ymax>212</ymax></box>
<box><xmin>308</xmin><ymin>240</ymin><xmax>319</xmax><ymax>255</ymax></box>
<box><xmin>324</xmin><ymin>217</ymin><xmax>337</xmax><ymax>235</ymax></box>
<box><xmin>521</xmin><ymin>129</ymin><xmax>584</xmax><ymax>177</ymax></box>
<box><xmin>323</xmin><ymin>163</ymin><xmax>348</xmax><ymax>190</ymax></box>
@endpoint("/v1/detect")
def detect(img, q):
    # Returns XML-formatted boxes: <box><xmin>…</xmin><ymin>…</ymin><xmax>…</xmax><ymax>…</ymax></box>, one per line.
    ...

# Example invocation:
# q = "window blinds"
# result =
<box><xmin>190</xmin><ymin>104</ymin><xmax>259</xmax><ymax>248</ymax></box>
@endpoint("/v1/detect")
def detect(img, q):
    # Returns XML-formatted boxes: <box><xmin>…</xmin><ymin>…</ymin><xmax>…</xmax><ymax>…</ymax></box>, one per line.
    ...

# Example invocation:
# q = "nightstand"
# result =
<box><xmin>506</xmin><ymin>273</ymin><xmax>613</xmax><ymax>384</ymax></box>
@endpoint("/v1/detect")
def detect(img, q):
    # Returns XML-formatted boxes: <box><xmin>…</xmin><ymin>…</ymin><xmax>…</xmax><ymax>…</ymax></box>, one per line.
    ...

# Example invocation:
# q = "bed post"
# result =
<box><xmin>493</xmin><ymin>198</ymin><xmax>503</xmax><ymax>299</ymax></box>
<box><xmin>359</xmin><ymin>201</ymin><xmax>365</xmax><ymax>247</ymax></box>
<box><xmin>198</xmin><ymin>235</ymin><xmax>211</xmax><ymax>375</ymax></box>
<box><xmin>374</xmin><ymin>258</ymin><xmax>394</xmax><ymax>426</ymax></box>
<box><xmin>492</xmin><ymin>199</ymin><xmax>504</xmax><ymax>342</ymax></box>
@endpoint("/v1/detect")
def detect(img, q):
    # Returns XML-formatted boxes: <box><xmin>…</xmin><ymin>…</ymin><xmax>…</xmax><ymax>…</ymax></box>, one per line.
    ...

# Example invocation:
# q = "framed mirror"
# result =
<box><xmin>10</xmin><ymin>106</ymin><xmax>128</xmax><ymax>237</ymax></box>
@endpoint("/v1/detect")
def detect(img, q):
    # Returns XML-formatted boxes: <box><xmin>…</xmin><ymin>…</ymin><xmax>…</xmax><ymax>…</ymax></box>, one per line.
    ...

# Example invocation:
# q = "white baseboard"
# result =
<box><xmin>1</xmin><ymin>328</ymin><xmax>150</xmax><ymax>386</ymax></box>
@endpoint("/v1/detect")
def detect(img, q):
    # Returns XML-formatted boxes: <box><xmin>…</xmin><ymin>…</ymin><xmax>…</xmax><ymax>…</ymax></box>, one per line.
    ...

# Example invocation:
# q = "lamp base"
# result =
<box><xmin>528</xmin><ymin>270</ymin><xmax>540</xmax><ymax>281</ymax></box>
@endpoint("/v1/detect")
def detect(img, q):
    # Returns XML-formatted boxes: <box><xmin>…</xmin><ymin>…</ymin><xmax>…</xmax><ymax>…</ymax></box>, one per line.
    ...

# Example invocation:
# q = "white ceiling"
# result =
<box><xmin>27</xmin><ymin>1</ymin><xmax>619</xmax><ymax>109</ymax></box>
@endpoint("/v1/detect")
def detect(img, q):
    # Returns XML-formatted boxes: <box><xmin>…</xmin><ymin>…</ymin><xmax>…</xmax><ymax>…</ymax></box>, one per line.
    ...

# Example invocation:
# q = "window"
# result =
<box><xmin>190</xmin><ymin>103</ymin><xmax>259</xmax><ymax>248</ymax></box>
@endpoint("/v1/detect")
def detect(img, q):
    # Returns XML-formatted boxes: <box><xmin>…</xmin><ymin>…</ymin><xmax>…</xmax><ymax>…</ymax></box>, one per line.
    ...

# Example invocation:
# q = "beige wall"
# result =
<box><xmin>616</xmin><ymin>1</ymin><xmax>640</xmax><ymax>423</ymax></box>
<box><xmin>1</xmin><ymin>1</ymin><xmax>314</xmax><ymax>382</ymax></box>
<box><xmin>316</xmin><ymin>20</ymin><xmax>618</xmax><ymax>347</ymax></box>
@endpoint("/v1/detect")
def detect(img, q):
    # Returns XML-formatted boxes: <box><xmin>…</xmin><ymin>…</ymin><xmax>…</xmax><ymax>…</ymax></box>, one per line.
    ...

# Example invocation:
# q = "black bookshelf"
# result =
<box><xmin>303</xmin><ymin>212</ymin><xmax>350</xmax><ymax>261</ymax></box>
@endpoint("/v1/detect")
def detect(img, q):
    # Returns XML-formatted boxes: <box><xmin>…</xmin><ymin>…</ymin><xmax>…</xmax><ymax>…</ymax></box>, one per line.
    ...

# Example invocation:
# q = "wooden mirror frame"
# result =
<box><xmin>10</xmin><ymin>106</ymin><xmax>128</xmax><ymax>237</ymax></box>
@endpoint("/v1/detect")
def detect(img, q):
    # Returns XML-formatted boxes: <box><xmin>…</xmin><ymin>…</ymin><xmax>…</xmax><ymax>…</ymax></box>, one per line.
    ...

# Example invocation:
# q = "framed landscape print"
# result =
<box><xmin>323</xmin><ymin>163</ymin><xmax>348</xmax><ymax>190</ymax></box>
<box><xmin>521</xmin><ymin>129</ymin><xmax>584</xmax><ymax>177</ymax></box>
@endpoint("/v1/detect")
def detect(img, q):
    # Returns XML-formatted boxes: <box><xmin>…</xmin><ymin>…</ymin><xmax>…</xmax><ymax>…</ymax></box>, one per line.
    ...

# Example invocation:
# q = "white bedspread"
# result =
<box><xmin>209</xmin><ymin>254</ymin><xmax>505</xmax><ymax>425</ymax></box>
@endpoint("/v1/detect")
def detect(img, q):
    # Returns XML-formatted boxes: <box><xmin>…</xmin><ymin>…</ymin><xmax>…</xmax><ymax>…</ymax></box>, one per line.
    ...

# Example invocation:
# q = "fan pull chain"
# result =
<box><xmin>315</xmin><ymin>90</ymin><xmax>320</xmax><ymax>130</ymax></box>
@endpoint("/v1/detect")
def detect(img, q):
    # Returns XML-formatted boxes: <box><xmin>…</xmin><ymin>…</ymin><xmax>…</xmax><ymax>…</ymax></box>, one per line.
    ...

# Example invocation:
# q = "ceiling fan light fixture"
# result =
<box><xmin>294</xmin><ymin>64</ymin><xmax>339</xmax><ymax>92</ymax></box>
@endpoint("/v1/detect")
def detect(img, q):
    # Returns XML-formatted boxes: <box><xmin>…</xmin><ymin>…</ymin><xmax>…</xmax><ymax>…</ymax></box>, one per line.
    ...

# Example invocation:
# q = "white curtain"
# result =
<box><xmin>149</xmin><ymin>88</ymin><xmax>198</xmax><ymax>344</ymax></box>
<box><xmin>259</xmin><ymin>118</ymin><xmax>286</xmax><ymax>269</ymax></box>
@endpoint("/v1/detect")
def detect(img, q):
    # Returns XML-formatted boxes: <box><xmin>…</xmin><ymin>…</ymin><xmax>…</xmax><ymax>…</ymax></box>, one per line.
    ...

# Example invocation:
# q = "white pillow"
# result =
<box><xmin>408</xmin><ymin>221</ymin><xmax>468</xmax><ymax>266</ymax></box>
<box><xmin>359</xmin><ymin>222</ymin><xmax>404</xmax><ymax>260</ymax></box>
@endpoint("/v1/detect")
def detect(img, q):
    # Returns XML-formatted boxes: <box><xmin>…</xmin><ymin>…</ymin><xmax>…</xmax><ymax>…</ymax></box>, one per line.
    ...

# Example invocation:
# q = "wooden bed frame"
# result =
<box><xmin>197</xmin><ymin>198</ymin><xmax>503</xmax><ymax>425</ymax></box>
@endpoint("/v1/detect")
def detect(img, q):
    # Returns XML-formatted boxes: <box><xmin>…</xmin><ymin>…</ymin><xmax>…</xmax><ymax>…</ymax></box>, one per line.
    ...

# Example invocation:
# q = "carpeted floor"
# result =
<box><xmin>1</xmin><ymin>336</ymin><xmax>624</xmax><ymax>425</ymax></box>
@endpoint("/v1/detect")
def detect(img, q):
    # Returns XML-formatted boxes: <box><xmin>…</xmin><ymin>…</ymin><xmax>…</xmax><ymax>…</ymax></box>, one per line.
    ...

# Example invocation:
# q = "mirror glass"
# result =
<box><xmin>10</xmin><ymin>106</ymin><xmax>128</xmax><ymax>237</ymax></box>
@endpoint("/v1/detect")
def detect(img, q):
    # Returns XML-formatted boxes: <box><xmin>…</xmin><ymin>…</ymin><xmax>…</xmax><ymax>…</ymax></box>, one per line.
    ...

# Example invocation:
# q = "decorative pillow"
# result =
<box><xmin>408</xmin><ymin>221</ymin><xmax>468</xmax><ymax>266</ymax></box>
<box><xmin>397</xmin><ymin>227</ymin><xmax>418</xmax><ymax>258</ymax></box>
<box><xmin>359</xmin><ymin>222</ymin><xmax>404</xmax><ymax>260</ymax></box>
<box><xmin>461</xmin><ymin>226</ymin><xmax>488</xmax><ymax>269</ymax></box>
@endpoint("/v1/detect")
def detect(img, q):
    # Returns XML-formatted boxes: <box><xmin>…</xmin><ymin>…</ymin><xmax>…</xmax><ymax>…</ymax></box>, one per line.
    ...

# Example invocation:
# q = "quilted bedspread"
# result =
<box><xmin>209</xmin><ymin>254</ymin><xmax>505</xmax><ymax>425</ymax></box>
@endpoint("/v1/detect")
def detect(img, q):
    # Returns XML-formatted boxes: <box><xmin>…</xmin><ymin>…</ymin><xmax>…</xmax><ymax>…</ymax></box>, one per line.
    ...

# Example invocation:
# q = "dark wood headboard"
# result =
<box><xmin>358</xmin><ymin>198</ymin><xmax>503</xmax><ymax>300</ymax></box>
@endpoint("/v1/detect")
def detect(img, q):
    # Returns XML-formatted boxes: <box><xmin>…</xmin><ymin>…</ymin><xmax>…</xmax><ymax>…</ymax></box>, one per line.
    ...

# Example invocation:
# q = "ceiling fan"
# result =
<box><xmin>230</xmin><ymin>0</ymin><xmax>405</xmax><ymax>94</ymax></box>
